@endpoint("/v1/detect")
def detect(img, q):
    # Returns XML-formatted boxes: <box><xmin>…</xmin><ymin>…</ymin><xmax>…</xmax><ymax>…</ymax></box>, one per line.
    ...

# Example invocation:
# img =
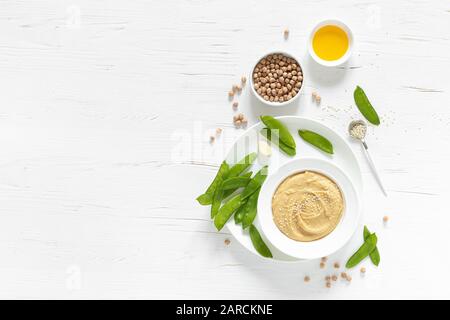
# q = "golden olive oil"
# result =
<box><xmin>313</xmin><ymin>25</ymin><xmax>349</xmax><ymax>61</ymax></box>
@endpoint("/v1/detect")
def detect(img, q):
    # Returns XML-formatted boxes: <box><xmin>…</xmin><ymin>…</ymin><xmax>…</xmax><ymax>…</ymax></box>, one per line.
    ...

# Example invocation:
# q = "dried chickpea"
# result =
<box><xmin>252</xmin><ymin>53</ymin><xmax>302</xmax><ymax>103</ymax></box>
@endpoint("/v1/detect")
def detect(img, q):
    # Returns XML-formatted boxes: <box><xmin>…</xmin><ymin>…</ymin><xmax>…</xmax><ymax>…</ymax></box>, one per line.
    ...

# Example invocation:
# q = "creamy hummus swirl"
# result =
<box><xmin>272</xmin><ymin>171</ymin><xmax>344</xmax><ymax>242</ymax></box>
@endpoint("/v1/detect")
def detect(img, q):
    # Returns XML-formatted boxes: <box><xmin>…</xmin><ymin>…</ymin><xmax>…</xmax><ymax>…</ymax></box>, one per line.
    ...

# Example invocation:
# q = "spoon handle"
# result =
<box><xmin>361</xmin><ymin>141</ymin><xmax>388</xmax><ymax>196</ymax></box>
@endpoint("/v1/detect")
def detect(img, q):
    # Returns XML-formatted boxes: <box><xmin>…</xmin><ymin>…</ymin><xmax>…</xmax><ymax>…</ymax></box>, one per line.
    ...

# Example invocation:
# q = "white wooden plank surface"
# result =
<box><xmin>0</xmin><ymin>0</ymin><xmax>449</xmax><ymax>299</ymax></box>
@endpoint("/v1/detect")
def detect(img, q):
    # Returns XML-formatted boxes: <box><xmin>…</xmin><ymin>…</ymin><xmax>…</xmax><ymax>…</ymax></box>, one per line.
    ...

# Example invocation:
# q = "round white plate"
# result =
<box><xmin>258</xmin><ymin>158</ymin><xmax>361</xmax><ymax>260</ymax></box>
<box><xmin>224</xmin><ymin>116</ymin><xmax>363</xmax><ymax>262</ymax></box>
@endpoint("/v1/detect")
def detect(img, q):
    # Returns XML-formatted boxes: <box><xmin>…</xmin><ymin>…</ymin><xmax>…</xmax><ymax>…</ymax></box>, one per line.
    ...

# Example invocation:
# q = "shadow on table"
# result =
<box><xmin>227</xmin><ymin>231</ymin><xmax>357</xmax><ymax>297</ymax></box>
<box><xmin>305</xmin><ymin>54</ymin><xmax>351</xmax><ymax>87</ymax></box>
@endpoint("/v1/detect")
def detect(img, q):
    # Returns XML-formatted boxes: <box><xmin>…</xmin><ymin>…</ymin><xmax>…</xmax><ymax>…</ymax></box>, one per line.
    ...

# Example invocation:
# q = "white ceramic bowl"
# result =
<box><xmin>258</xmin><ymin>158</ymin><xmax>361</xmax><ymax>260</ymax></box>
<box><xmin>250</xmin><ymin>51</ymin><xmax>304</xmax><ymax>107</ymax></box>
<box><xmin>308</xmin><ymin>19</ymin><xmax>354</xmax><ymax>67</ymax></box>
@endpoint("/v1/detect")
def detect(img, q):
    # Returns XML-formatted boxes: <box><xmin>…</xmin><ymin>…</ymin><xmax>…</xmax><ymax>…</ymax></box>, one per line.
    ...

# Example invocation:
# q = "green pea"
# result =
<box><xmin>298</xmin><ymin>130</ymin><xmax>334</xmax><ymax>154</ymax></box>
<box><xmin>222</xmin><ymin>176</ymin><xmax>252</xmax><ymax>190</ymax></box>
<box><xmin>364</xmin><ymin>226</ymin><xmax>380</xmax><ymax>266</ymax></box>
<box><xmin>249</xmin><ymin>224</ymin><xmax>273</xmax><ymax>258</ymax></box>
<box><xmin>196</xmin><ymin>161</ymin><xmax>229</xmax><ymax>205</ymax></box>
<box><xmin>241</xmin><ymin>189</ymin><xmax>260</xmax><ymax>229</ymax></box>
<box><xmin>227</xmin><ymin>153</ymin><xmax>257</xmax><ymax>178</ymax></box>
<box><xmin>241</xmin><ymin>166</ymin><xmax>268</xmax><ymax>200</ymax></box>
<box><xmin>354</xmin><ymin>86</ymin><xmax>380</xmax><ymax>126</ymax></box>
<box><xmin>260</xmin><ymin>116</ymin><xmax>296</xmax><ymax>149</ymax></box>
<box><xmin>214</xmin><ymin>194</ymin><xmax>243</xmax><ymax>231</ymax></box>
<box><xmin>260</xmin><ymin>128</ymin><xmax>296</xmax><ymax>156</ymax></box>
<box><xmin>346</xmin><ymin>233</ymin><xmax>378</xmax><ymax>268</ymax></box>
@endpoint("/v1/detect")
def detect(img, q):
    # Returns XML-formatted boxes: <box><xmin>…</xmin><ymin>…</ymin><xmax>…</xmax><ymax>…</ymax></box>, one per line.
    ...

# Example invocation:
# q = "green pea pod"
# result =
<box><xmin>196</xmin><ymin>161</ymin><xmax>229</xmax><ymax>205</ymax></box>
<box><xmin>214</xmin><ymin>194</ymin><xmax>243</xmax><ymax>231</ymax></box>
<box><xmin>260</xmin><ymin>116</ymin><xmax>296</xmax><ymax>149</ymax></box>
<box><xmin>234</xmin><ymin>200</ymin><xmax>247</xmax><ymax>224</ymax></box>
<box><xmin>241</xmin><ymin>166</ymin><xmax>268</xmax><ymax>200</ymax></box>
<box><xmin>210</xmin><ymin>182</ymin><xmax>224</xmax><ymax>218</ymax></box>
<box><xmin>222</xmin><ymin>171</ymin><xmax>253</xmax><ymax>199</ymax></box>
<box><xmin>249</xmin><ymin>224</ymin><xmax>273</xmax><ymax>258</ymax></box>
<box><xmin>298</xmin><ymin>130</ymin><xmax>334</xmax><ymax>154</ymax></box>
<box><xmin>241</xmin><ymin>189</ymin><xmax>260</xmax><ymax>229</ymax></box>
<box><xmin>364</xmin><ymin>226</ymin><xmax>380</xmax><ymax>266</ymax></box>
<box><xmin>227</xmin><ymin>153</ymin><xmax>257</xmax><ymax>178</ymax></box>
<box><xmin>346</xmin><ymin>233</ymin><xmax>378</xmax><ymax>268</ymax></box>
<box><xmin>222</xmin><ymin>176</ymin><xmax>252</xmax><ymax>190</ymax></box>
<box><xmin>260</xmin><ymin>128</ymin><xmax>296</xmax><ymax>156</ymax></box>
<box><xmin>354</xmin><ymin>86</ymin><xmax>380</xmax><ymax>125</ymax></box>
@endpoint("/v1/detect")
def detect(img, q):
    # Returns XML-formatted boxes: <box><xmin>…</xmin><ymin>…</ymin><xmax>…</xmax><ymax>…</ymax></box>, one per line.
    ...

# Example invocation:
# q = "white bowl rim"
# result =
<box><xmin>308</xmin><ymin>19</ymin><xmax>354</xmax><ymax>67</ymax></box>
<box><xmin>257</xmin><ymin>157</ymin><xmax>361</xmax><ymax>260</ymax></box>
<box><xmin>249</xmin><ymin>50</ymin><xmax>304</xmax><ymax>107</ymax></box>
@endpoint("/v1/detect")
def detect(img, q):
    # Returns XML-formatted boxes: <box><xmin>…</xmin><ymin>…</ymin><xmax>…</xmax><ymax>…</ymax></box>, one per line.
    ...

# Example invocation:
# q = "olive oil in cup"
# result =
<box><xmin>308</xmin><ymin>19</ymin><xmax>353</xmax><ymax>67</ymax></box>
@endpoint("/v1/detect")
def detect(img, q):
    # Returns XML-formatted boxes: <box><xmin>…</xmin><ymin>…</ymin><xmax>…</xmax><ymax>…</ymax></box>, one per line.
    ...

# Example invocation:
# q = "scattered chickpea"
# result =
<box><xmin>233</xmin><ymin>113</ymin><xmax>247</xmax><ymax>128</ymax></box>
<box><xmin>232</xmin><ymin>101</ymin><xmax>239</xmax><ymax>109</ymax></box>
<box><xmin>334</xmin><ymin>262</ymin><xmax>340</xmax><ymax>269</ymax></box>
<box><xmin>326</xmin><ymin>282</ymin><xmax>331</xmax><ymax>288</ymax></box>
<box><xmin>304</xmin><ymin>276</ymin><xmax>310</xmax><ymax>283</ymax></box>
<box><xmin>320</xmin><ymin>262</ymin><xmax>325</xmax><ymax>269</ymax></box>
<box><xmin>341</xmin><ymin>272</ymin><xmax>348</xmax><ymax>279</ymax></box>
<box><xmin>325</xmin><ymin>275</ymin><xmax>331</xmax><ymax>281</ymax></box>
<box><xmin>347</xmin><ymin>275</ymin><xmax>352</xmax><ymax>282</ymax></box>
<box><xmin>312</xmin><ymin>91</ymin><xmax>321</xmax><ymax>104</ymax></box>
<box><xmin>316</xmin><ymin>95</ymin><xmax>322</xmax><ymax>104</ymax></box>
<box><xmin>331</xmin><ymin>275</ymin><xmax>338</xmax><ymax>282</ymax></box>
<box><xmin>383</xmin><ymin>215</ymin><xmax>389</xmax><ymax>223</ymax></box>
<box><xmin>209</xmin><ymin>136</ymin><xmax>215</xmax><ymax>143</ymax></box>
<box><xmin>321</xmin><ymin>257</ymin><xmax>328</xmax><ymax>263</ymax></box>
<box><xmin>224</xmin><ymin>238</ymin><xmax>231</xmax><ymax>245</ymax></box>
<box><xmin>216</xmin><ymin>128</ymin><xmax>222</xmax><ymax>136</ymax></box>
<box><xmin>228</xmin><ymin>90</ymin><xmax>234</xmax><ymax>98</ymax></box>
<box><xmin>360</xmin><ymin>267</ymin><xmax>366</xmax><ymax>274</ymax></box>
<box><xmin>283</xmin><ymin>29</ymin><xmax>289</xmax><ymax>39</ymax></box>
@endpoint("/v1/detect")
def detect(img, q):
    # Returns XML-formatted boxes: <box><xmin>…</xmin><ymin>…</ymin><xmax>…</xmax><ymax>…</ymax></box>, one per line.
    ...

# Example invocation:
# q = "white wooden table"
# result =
<box><xmin>0</xmin><ymin>0</ymin><xmax>449</xmax><ymax>299</ymax></box>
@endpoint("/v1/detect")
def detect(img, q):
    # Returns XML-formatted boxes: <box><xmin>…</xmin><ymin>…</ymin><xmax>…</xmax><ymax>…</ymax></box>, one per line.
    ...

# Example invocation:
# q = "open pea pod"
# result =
<box><xmin>260</xmin><ymin>115</ymin><xmax>296</xmax><ymax>149</ymax></box>
<box><xmin>214</xmin><ymin>194</ymin><xmax>243</xmax><ymax>231</ymax></box>
<box><xmin>196</xmin><ymin>161</ymin><xmax>229</xmax><ymax>205</ymax></box>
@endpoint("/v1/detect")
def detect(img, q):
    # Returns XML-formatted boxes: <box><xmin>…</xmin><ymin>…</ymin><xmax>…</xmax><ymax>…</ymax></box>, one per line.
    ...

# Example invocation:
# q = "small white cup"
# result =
<box><xmin>250</xmin><ymin>51</ymin><xmax>304</xmax><ymax>107</ymax></box>
<box><xmin>308</xmin><ymin>19</ymin><xmax>354</xmax><ymax>67</ymax></box>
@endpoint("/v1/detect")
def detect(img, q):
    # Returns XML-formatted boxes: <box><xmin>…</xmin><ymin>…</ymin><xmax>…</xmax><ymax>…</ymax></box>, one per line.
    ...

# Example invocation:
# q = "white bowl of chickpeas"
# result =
<box><xmin>250</xmin><ymin>51</ymin><xmax>304</xmax><ymax>107</ymax></box>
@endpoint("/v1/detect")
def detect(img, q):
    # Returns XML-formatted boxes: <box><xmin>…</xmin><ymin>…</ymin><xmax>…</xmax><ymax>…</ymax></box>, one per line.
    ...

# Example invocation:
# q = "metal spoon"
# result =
<box><xmin>348</xmin><ymin>120</ymin><xmax>387</xmax><ymax>196</ymax></box>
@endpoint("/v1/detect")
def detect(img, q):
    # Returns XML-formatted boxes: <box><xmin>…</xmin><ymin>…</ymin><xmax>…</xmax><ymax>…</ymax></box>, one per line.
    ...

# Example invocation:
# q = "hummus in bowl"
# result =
<box><xmin>257</xmin><ymin>158</ymin><xmax>360</xmax><ymax>260</ymax></box>
<box><xmin>272</xmin><ymin>171</ymin><xmax>344</xmax><ymax>242</ymax></box>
